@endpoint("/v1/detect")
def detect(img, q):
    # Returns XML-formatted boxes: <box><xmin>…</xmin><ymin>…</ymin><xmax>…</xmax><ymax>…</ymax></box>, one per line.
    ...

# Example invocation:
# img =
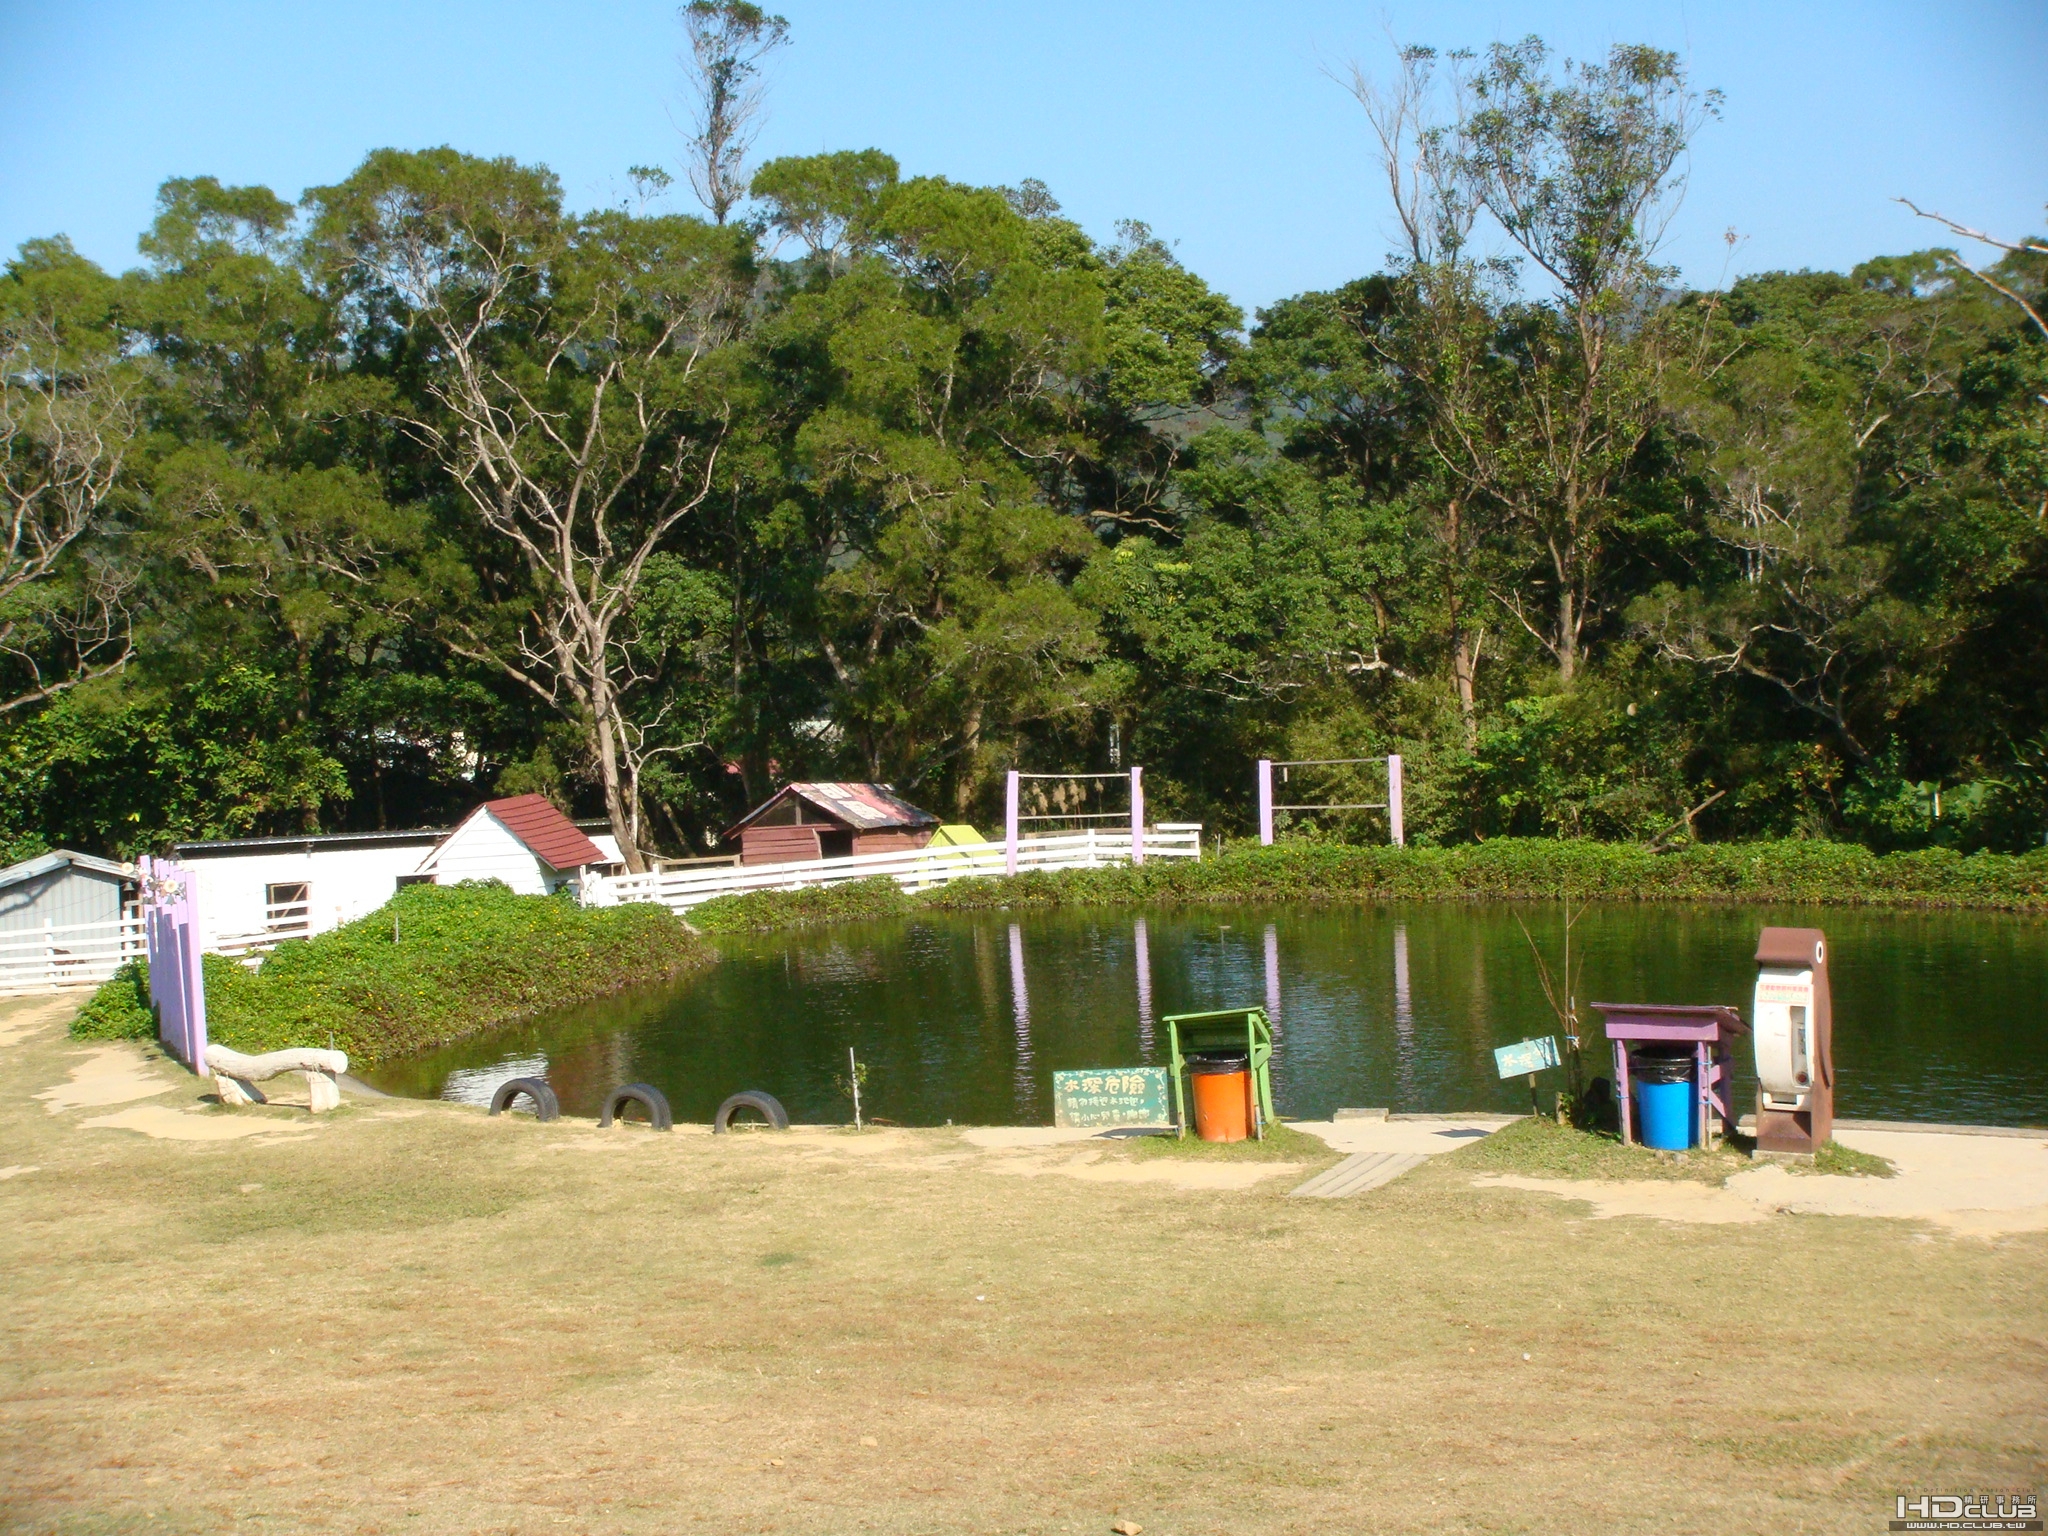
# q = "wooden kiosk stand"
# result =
<box><xmin>1594</xmin><ymin>1003</ymin><xmax>1747</xmax><ymax>1149</ymax></box>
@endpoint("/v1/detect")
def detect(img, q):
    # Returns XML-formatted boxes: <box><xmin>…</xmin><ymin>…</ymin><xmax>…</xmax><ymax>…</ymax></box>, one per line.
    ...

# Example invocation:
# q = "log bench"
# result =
<box><xmin>204</xmin><ymin>1045</ymin><xmax>350</xmax><ymax>1113</ymax></box>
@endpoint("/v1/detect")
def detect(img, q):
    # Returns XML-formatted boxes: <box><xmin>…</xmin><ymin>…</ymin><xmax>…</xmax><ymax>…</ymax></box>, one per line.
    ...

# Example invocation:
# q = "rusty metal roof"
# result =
<box><xmin>480</xmin><ymin>794</ymin><xmax>608</xmax><ymax>871</ymax></box>
<box><xmin>724</xmin><ymin>782</ymin><xmax>940</xmax><ymax>841</ymax></box>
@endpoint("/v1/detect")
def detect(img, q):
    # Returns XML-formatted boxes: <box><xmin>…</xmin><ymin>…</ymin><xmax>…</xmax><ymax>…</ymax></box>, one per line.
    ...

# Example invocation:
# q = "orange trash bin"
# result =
<box><xmin>1188</xmin><ymin>1053</ymin><xmax>1254</xmax><ymax>1142</ymax></box>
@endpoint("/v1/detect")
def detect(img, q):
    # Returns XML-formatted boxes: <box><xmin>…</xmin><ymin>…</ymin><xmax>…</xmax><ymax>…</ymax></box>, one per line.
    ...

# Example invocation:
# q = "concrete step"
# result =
<box><xmin>1288</xmin><ymin>1150</ymin><xmax>1426</xmax><ymax>1199</ymax></box>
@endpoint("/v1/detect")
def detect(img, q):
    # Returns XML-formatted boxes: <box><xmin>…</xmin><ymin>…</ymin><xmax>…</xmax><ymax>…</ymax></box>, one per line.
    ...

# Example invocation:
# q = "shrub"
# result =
<box><xmin>71</xmin><ymin>961</ymin><xmax>156</xmax><ymax>1040</ymax></box>
<box><xmin>72</xmin><ymin>881</ymin><xmax>708</xmax><ymax>1067</ymax></box>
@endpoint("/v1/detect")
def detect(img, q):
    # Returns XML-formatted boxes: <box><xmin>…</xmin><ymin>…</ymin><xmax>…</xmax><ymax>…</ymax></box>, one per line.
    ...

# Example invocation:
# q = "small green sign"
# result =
<box><xmin>1494</xmin><ymin>1036</ymin><xmax>1562</xmax><ymax>1079</ymax></box>
<box><xmin>1053</xmin><ymin>1067</ymin><xmax>1172</xmax><ymax>1129</ymax></box>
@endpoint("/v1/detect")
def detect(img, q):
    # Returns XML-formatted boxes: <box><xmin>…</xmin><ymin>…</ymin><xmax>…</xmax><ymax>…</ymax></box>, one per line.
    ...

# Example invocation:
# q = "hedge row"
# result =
<box><xmin>73</xmin><ymin>880</ymin><xmax>708</xmax><ymax>1066</ymax></box>
<box><xmin>691</xmin><ymin>838</ymin><xmax>2048</xmax><ymax>932</ymax></box>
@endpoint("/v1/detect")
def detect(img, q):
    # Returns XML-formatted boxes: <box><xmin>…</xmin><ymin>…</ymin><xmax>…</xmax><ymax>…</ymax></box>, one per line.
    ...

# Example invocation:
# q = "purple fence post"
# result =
<box><xmin>1263</xmin><ymin>923</ymin><xmax>1281</xmax><ymax>1032</ymax></box>
<box><xmin>1004</xmin><ymin>770</ymin><xmax>1020</xmax><ymax>876</ymax></box>
<box><xmin>1387</xmin><ymin>754</ymin><xmax>1406</xmax><ymax>847</ymax></box>
<box><xmin>1257</xmin><ymin>759</ymin><xmax>1274</xmax><ymax>846</ymax></box>
<box><xmin>143</xmin><ymin>855</ymin><xmax>208</xmax><ymax>1074</ymax></box>
<box><xmin>1128</xmin><ymin>766</ymin><xmax>1145</xmax><ymax>866</ymax></box>
<box><xmin>1134</xmin><ymin>917</ymin><xmax>1154</xmax><ymax>1056</ymax></box>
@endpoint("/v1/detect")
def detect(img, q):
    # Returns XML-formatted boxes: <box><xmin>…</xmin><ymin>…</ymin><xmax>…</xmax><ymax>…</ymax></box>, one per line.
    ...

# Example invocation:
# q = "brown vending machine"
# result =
<box><xmin>1751</xmin><ymin>927</ymin><xmax>1833</xmax><ymax>1156</ymax></box>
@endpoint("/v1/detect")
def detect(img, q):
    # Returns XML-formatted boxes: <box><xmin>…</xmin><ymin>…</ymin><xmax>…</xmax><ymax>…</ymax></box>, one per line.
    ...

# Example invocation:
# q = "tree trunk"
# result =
<box><xmin>1557</xmin><ymin>587</ymin><xmax>1578</xmax><ymax>684</ymax></box>
<box><xmin>1450</xmin><ymin>630</ymin><xmax>1480</xmax><ymax>748</ymax></box>
<box><xmin>589</xmin><ymin>677</ymin><xmax>647</xmax><ymax>874</ymax></box>
<box><xmin>955</xmin><ymin>702</ymin><xmax>983</xmax><ymax>819</ymax></box>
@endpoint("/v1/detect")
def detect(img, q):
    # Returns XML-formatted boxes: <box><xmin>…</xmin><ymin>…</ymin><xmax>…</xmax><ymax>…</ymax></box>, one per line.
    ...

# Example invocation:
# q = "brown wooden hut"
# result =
<box><xmin>724</xmin><ymin>783</ymin><xmax>941</xmax><ymax>866</ymax></box>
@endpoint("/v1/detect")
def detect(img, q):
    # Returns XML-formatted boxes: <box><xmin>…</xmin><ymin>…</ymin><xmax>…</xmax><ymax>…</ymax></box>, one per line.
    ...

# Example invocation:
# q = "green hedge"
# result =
<box><xmin>692</xmin><ymin>838</ymin><xmax>2048</xmax><ymax>931</ymax></box>
<box><xmin>72</xmin><ymin>880</ymin><xmax>709</xmax><ymax>1066</ymax></box>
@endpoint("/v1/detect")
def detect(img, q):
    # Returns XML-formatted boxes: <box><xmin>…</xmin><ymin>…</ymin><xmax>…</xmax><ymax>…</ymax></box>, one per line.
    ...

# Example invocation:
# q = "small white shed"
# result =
<box><xmin>413</xmin><ymin>795</ymin><xmax>613</xmax><ymax>896</ymax></box>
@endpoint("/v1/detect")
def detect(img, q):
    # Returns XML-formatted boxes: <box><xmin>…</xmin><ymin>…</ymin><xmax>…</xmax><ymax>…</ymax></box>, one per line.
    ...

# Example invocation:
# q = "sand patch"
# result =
<box><xmin>36</xmin><ymin>1045</ymin><xmax>175</xmax><ymax>1113</ymax></box>
<box><xmin>1728</xmin><ymin>1129</ymin><xmax>2048</xmax><ymax>1237</ymax></box>
<box><xmin>1478</xmin><ymin>1127</ymin><xmax>2048</xmax><ymax>1236</ymax></box>
<box><xmin>0</xmin><ymin>1164</ymin><xmax>39</xmax><ymax>1179</ymax></box>
<box><xmin>1473</xmin><ymin>1174</ymin><xmax>1771</xmax><ymax>1224</ymax></box>
<box><xmin>77</xmin><ymin>1104</ymin><xmax>322</xmax><ymax>1142</ymax></box>
<box><xmin>0</xmin><ymin>995</ymin><xmax>82</xmax><ymax>1048</ymax></box>
<box><xmin>985</xmin><ymin>1147</ymin><xmax>1304</xmax><ymax>1191</ymax></box>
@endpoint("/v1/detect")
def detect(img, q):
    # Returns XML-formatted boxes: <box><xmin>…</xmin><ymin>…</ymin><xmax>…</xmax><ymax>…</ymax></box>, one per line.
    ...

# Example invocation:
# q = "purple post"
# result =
<box><xmin>140</xmin><ymin>854</ymin><xmax>208</xmax><ymax>1075</ymax></box>
<box><xmin>1004</xmin><ymin>770</ymin><xmax>1020</xmax><ymax>876</ymax></box>
<box><xmin>1129</xmin><ymin>766</ymin><xmax>1145</xmax><ymax>866</ymax></box>
<box><xmin>1257</xmin><ymin>758</ymin><xmax>1274</xmax><ymax>846</ymax></box>
<box><xmin>1134</xmin><ymin>917</ymin><xmax>1154</xmax><ymax>1055</ymax></box>
<box><xmin>1263</xmin><ymin>923</ymin><xmax>1281</xmax><ymax>1033</ymax></box>
<box><xmin>1387</xmin><ymin>754</ymin><xmax>1406</xmax><ymax>847</ymax></box>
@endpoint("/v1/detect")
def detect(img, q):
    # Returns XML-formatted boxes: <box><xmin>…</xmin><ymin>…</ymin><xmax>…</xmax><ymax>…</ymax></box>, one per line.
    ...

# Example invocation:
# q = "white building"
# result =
<box><xmin>411</xmin><ymin>795</ymin><xmax>613</xmax><ymax>896</ymax></box>
<box><xmin>174</xmin><ymin>795</ymin><xmax>623</xmax><ymax>942</ymax></box>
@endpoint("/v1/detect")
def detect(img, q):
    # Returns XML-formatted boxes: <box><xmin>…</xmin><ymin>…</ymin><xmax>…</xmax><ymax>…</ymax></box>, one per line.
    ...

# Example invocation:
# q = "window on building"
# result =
<box><xmin>265</xmin><ymin>882</ymin><xmax>310</xmax><ymax>930</ymax></box>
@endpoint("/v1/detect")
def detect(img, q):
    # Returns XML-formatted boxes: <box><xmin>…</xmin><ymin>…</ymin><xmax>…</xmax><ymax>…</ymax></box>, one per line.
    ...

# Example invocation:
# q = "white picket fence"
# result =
<box><xmin>0</xmin><ymin>827</ymin><xmax>1201</xmax><ymax>996</ymax></box>
<box><xmin>0</xmin><ymin>914</ymin><xmax>149</xmax><ymax>997</ymax></box>
<box><xmin>0</xmin><ymin>900</ymin><xmax>315</xmax><ymax>998</ymax></box>
<box><xmin>589</xmin><ymin>824</ymin><xmax>1204</xmax><ymax>914</ymax></box>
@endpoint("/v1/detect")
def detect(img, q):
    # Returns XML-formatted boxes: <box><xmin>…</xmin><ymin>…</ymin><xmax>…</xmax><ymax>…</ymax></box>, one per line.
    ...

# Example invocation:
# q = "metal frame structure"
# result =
<box><xmin>1005</xmin><ymin>767</ymin><xmax>1146</xmax><ymax>874</ymax></box>
<box><xmin>1257</xmin><ymin>756</ymin><xmax>1404</xmax><ymax>846</ymax></box>
<box><xmin>1163</xmin><ymin>1006</ymin><xmax>1276</xmax><ymax>1139</ymax></box>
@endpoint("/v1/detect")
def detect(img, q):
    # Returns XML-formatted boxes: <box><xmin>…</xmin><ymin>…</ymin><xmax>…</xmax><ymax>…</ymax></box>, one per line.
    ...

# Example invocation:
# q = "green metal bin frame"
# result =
<box><xmin>1163</xmin><ymin>1006</ymin><xmax>1276</xmax><ymax>1138</ymax></box>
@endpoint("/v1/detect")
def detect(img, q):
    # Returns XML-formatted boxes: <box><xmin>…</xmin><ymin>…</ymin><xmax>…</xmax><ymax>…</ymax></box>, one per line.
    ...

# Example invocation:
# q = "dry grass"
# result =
<box><xmin>0</xmin><ymin>996</ymin><xmax>2040</xmax><ymax>1536</ymax></box>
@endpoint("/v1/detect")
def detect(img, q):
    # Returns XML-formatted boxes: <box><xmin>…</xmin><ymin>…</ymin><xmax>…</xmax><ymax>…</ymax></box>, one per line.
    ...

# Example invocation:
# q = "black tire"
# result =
<box><xmin>488</xmin><ymin>1077</ymin><xmax>560</xmax><ymax>1121</ymax></box>
<box><xmin>600</xmin><ymin>1082</ymin><xmax>673</xmax><ymax>1131</ymax></box>
<box><xmin>713</xmin><ymin>1090</ymin><xmax>789</xmax><ymax>1133</ymax></box>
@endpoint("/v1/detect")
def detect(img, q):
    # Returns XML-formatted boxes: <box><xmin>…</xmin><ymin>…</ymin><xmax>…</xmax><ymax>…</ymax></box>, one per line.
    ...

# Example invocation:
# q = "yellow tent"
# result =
<box><xmin>927</xmin><ymin>824</ymin><xmax>986</xmax><ymax>846</ymax></box>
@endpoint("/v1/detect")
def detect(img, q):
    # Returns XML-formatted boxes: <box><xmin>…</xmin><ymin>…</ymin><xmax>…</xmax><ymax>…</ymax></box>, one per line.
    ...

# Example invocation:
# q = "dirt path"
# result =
<box><xmin>1</xmin><ymin>999</ymin><xmax>2041</xmax><ymax>1535</ymax></box>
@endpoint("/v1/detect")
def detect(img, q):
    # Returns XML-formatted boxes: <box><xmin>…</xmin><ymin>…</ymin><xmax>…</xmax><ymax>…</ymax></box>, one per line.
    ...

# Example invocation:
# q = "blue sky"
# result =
<box><xmin>3</xmin><ymin>1</ymin><xmax>2043</xmax><ymax>316</ymax></box>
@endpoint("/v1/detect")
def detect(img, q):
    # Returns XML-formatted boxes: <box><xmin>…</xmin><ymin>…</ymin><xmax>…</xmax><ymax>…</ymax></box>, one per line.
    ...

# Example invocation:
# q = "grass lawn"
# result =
<box><xmin>1</xmin><ymin>997</ymin><xmax>2040</xmax><ymax>1535</ymax></box>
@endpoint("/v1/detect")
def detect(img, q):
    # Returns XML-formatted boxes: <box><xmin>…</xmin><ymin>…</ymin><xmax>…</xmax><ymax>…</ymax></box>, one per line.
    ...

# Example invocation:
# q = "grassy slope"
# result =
<box><xmin>73</xmin><ymin>881</ymin><xmax>708</xmax><ymax>1066</ymax></box>
<box><xmin>690</xmin><ymin>837</ymin><xmax>2048</xmax><ymax>933</ymax></box>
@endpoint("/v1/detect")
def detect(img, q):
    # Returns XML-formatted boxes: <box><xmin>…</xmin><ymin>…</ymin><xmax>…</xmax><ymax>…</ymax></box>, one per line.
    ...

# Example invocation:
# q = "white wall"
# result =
<box><xmin>183</xmin><ymin>840</ymin><xmax>439</xmax><ymax>940</ymax></box>
<box><xmin>421</xmin><ymin>812</ymin><xmax>554</xmax><ymax>895</ymax></box>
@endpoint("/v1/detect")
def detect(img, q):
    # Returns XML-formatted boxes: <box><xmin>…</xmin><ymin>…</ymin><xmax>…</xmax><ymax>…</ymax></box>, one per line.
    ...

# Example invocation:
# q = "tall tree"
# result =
<box><xmin>1454</xmin><ymin>38</ymin><xmax>1718</xmax><ymax>682</ymax></box>
<box><xmin>0</xmin><ymin>240</ymin><xmax>138</xmax><ymax>712</ymax></box>
<box><xmin>678</xmin><ymin>0</ymin><xmax>790</xmax><ymax>226</ymax></box>
<box><xmin>309</xmin><ymin>149</ymin><xmax>752</xmax><ymax>869</ymax></box>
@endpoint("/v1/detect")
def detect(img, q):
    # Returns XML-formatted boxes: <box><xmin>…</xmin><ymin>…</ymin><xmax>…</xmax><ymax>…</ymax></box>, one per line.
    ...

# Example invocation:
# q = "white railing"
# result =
<box><xmin>0</xmin><ymin>898</ymin><xmax>319</xmax><ymax>997</ymax></box>
<box><xmin>0</xmin><ymin>913</ymin><xmax>148</xmax><ymax>997</ymax></box>
<box><xmin>589</xmin><ymin>824</ymin><xmax>1202</xmax><ymax>915</ymax></box>
<box><xmin>205</xmin><ymin>901</ymin><xmax>314</xmax><ymax>961</ymax></box>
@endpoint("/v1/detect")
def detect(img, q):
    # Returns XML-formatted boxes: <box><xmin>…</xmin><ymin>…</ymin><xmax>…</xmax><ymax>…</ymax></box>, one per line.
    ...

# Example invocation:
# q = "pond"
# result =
<box><xmin>361</xmin><ymin>903</ymin><xmax>2048</xmax><ymax>1129</ymax></box>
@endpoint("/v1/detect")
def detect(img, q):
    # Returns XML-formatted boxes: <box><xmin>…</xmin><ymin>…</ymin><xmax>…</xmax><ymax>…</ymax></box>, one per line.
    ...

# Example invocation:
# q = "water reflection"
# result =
<box><xmin>367</xmin><ymin>903</ymin><xmax>2048</xmax><ymax>1129</ymax></box>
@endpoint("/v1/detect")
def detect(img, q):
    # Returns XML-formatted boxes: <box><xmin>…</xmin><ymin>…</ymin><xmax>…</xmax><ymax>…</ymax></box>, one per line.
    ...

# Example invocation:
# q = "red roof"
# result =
<box><xmin>723</xmin><ymin>782</ymin><xmax>940</xmax><ymax>841</ymax></box>
<box><xmin>481</xmin><ymin>794</ymin><xmax>607</xmax><ymax>871</ymax></box>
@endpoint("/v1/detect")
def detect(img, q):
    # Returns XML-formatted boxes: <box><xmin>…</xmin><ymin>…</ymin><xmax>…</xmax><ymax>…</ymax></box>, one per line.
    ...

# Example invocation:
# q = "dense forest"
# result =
<box><xmin>2</xmin><ymin>16</ymin><xmax>2044</xmax><ymax>870</ymax></box>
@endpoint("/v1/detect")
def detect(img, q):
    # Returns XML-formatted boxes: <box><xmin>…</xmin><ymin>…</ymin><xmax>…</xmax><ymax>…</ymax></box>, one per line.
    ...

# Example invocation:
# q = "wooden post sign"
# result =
<box><xmin>1495</xmin><ymin>1035</ymin><xmax>1561</xmax><ymax>1118</ymax></box>
<box><xmin>1494</xmin><ymin>1036</ymin><xmax>1561</xmax><ymax>1078</ymax></box>
<box><xmin>1053</xmin><ymin>1067</ymin><xmax>1172</xmax><ymax>1129</ymax></box>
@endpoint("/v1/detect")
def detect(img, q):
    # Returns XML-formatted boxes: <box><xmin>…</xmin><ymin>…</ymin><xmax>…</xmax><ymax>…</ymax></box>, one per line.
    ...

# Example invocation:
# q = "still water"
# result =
<box><xmin>363</xmin><ymin>903</ymin><xmax>2048</xmax><ymax>1128</ymax></box>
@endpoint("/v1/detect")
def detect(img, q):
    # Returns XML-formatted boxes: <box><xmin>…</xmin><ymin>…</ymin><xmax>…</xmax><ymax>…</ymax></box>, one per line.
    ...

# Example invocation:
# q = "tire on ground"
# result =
<box><xmin>600</xmin><ymin>1082</ymin><xmax>673</xmax><ymax>1131</ymax></box>
<box><xmin>488</xmin><ymin>1077</ymin><xmax>560</xmax><ymax>1121</ymax></box>
<box><xmin>714</xmin><ymin>1090</ymin><xmax>790</xmax><ymax>1133</ymax></box>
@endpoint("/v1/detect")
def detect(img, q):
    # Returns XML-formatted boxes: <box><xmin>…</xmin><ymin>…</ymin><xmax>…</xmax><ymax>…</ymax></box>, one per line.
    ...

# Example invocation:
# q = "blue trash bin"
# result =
<box><xmin>1631</xmin><ymin>1049</ymin><xmax>1697</xmax><ymax>1150</ymax></box>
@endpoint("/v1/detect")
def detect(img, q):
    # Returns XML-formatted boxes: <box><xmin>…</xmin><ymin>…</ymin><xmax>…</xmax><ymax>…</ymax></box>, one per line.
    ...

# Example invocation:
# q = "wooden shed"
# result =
<box><xmin>0</xmin><ymin>850</ymin><xmax>135</xmax><ymax>937</ymax></box>
<box><xmin>724</xmin><ymin>783</ymin><xmax>941</xmax><ymax>866</ymax></box>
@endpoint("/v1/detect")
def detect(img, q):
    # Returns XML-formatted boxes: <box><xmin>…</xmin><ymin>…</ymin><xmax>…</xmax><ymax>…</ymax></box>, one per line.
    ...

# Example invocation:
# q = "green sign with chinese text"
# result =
<box><xmin>1053</xmin><ymin>1067</ymin><xmax>1172</xmax><ymax>1128</ymax></box>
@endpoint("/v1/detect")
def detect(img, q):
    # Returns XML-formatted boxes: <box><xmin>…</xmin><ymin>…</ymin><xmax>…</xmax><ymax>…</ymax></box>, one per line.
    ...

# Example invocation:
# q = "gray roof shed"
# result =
<box><xmin>0</xmin><ymin>850</ymin><xmax>136</xmax><ymax>935</ymax></box>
